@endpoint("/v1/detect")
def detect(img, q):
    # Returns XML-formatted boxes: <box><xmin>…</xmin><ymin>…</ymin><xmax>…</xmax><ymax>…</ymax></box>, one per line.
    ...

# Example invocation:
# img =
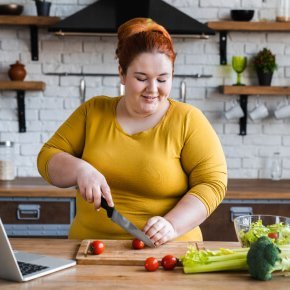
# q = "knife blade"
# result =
<box><xmin>101</xmin><ymin>196</ymin><xmax>155</xmax><ymax>248</ymax></box>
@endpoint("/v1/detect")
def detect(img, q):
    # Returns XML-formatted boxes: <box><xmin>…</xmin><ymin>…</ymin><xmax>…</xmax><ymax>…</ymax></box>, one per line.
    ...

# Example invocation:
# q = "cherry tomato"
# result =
<box><xmin>144</xmin><ymin>257</ymin><xmax>159</xmax><ymax>272</ymax></box>
<box><xmin>161</xmin><ymin>255</ymin><xmax>178</xmax><ymax>270</ymax></box>
<box><xmin>90</xmin><ymin>240</ymin><xmax>105</xmax><ymax>255</ymax></box>
<box><xmin>132</xmin><ymin>238</ymin><xmax>145</xmax><ymax>250</ymax></box>
<box><xmin>268</xmin><ymin>232</ymin><xmax>279</xmax><ymax>240</ymax></box>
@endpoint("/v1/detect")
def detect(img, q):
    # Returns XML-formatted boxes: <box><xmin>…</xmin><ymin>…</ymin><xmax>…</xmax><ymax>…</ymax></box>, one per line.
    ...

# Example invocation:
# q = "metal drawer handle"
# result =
<box><xmin>17</xmin><ymin>204</ymin><xmax>41</xmax><ymax>220</ymax></box>
<box><xmin>230</xmin><ymin>206</ymin><xmax>253</xmax><ymax>222</ymax></box>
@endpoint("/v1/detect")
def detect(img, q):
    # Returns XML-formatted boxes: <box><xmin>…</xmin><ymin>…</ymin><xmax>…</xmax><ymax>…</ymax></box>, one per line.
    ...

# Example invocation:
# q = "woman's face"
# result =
<box><xmin>120</xmin><ymin>52</ymin><xmax>173</xmax><ymax>116</ymax></box>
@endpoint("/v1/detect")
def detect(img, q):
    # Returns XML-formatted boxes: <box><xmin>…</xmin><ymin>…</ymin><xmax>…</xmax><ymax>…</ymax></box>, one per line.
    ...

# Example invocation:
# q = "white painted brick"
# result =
<box><xmin>186</xmin><ymin>8</ymin><xmax>219</xmax><ymax>20</ymax></box>
<box><xmin>264</xmin><ymin>124</ymin><xmax>290</xmax><ymax>135</ymax></box>
<box><xmin>228</xmin><ymin>169</ymin><xmax>258</xmax><ymax>178</ymax></box>
<box><xmin>201</xmin><ymin>0</ymin><xmax>240</xmax><ymax>8</ymax></box>
<box><xmin>25</xmin><ymin>110</ymin><xmax>39</xmax><ymax>121</ymax></box>
<box><xmin>64</xmin><ymin>99</ymin><xmax>82</xmax><ymax>109</ymax></box>
<box><xmin>83</xmin><ymin>64</ymin><xmax>118</xmax><ymax>74</ymax></box>
<box><xmin>20</xmin><ymin>144</ymin><xmax>42</xmax><ymax>156</ymax></box>
<box><xmin>268</xmin><ymin>33</ymin><xmax>290</xmax><ymax>43</ymax></box>
<box><xmin>63</xmin><ymin>53</ymin><xmax>102</xmax><ymax>64</ymax></box>
<box><xmin>43</xmin><ymin>64</ymin><xmax>82</xmax><ymax>74</ymax></box>
<box><xmin>226</xmin><ymin>157</ymin><xmax>242</xmax><ymax>169</ymax></box>
<box><xmin>243</xmin><ymin>135</ymin><xmax>282</xmax><ymax>146</ymax></box>
<box><xmin>283</xmin><ymin>136</ymin><xmax>290</xmax><ymax>145</ymax></box>
<box><xmin>242</xmin><ymin>0</ymin><xmax>263</xmax><ymax>9</ymax></box>
<box><xmin>243</xmin><ymin>157</ymin><xmax>265</xmax><ymax>169</ymax></box>
<box><xmin>17</xmin><ymin>167</ymin><xmax>40</xmax><ymax>177</ymax></box>
<box><xmin>40</xmin><ymin>109</ymin><xmax>73</xmax><ymax>121</ymax></box>
<box><xmin>220</xmin><ymin>135</ymin><xmax>243</xmax><ymax>146</ymax></box>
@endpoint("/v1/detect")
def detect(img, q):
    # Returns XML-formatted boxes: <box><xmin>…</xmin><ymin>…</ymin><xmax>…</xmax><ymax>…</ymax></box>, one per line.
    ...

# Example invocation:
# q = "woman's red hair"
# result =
<box><xmin>116</xmin><ymin>18</ymin><xmax>176</xmax><ymax>74</ymax></box>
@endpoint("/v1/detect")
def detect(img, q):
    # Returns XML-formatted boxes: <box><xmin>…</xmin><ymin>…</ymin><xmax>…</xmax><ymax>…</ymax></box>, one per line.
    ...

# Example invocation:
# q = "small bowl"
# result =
<box><xmin>234</xmin><ymin>214</ymin><xmax>290</xmax><ymax>247</ymax></box>
<box><xmin>0</xmin><ymin>4</ymin><xmax>24</xmax><ymax>16</ymax></box>
<box><xmin>230</xmin><ymin>10</ymin><xmax>255</xmax><ymax>21</ymax></box>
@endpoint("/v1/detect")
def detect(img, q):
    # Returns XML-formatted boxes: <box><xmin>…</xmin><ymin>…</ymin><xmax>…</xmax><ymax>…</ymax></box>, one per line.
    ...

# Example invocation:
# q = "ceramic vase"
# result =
<box><xmin>8</xmin><ymin>61</ymin><xmax>27</xmax><ymax>81</ymax></box>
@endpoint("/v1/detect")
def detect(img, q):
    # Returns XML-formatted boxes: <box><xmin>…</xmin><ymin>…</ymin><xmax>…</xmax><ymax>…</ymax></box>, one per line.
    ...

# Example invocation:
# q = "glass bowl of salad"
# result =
<box><xmin>234</xmin><ymin>214</ymin><xmax>290</xmax><ymax>247</ymax></box>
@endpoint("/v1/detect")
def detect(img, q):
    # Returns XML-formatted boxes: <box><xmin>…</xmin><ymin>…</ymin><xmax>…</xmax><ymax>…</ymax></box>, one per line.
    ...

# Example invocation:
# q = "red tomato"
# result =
<box><xmin>90</xmin><ymin>240</ymin><xmax>105</xmax><ymax>255</ymax></box>
<box><xmin>144</xmin><ymin>257</ymin><xmax>159</xmax><ymax>272</ymax></box>
<box><xmin>268</xmin><ymin>232</ymin><xmax>279</xmax><ymax>240</ymax></box>
<box><xmin>161</xmin><ymin>255</ymin><xmax>177</xmax><ymax>270</ymax></box>
<box><xmin>132</xmin><ymin>238</ymin><xmax>145</xmax><ymax>250</ymax></box>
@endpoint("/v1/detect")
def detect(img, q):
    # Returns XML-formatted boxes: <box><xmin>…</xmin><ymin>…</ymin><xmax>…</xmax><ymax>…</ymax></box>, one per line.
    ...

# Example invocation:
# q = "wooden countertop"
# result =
<box><xmin>1</xmin><ymin>239</ymin><xmax>289</xmax><ymax>289</ymax></box>
<box><xmin>1</xmin><ymin>177</ymin><xmax>290</xmax><ymax>199</ymax></box>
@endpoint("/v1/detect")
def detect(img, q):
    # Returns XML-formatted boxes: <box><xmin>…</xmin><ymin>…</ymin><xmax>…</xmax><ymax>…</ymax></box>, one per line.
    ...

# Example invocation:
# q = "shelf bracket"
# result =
<box><xmin>220</xmin><ymin>31</ymin><xmax>228</xmax><ymax>65</ymax></box>
<box><xmin>239</xmin><ymin>95</ymin><xmax>248</xmax><ymax>136</ymax></box>
<box><xmin>30</xmin><ymin>25</ymin><xmax>39</xmax><ymax>61</ymax></box>
<box><xmin>16</xmin><ymin>90</ymin><xmax>26</xmax><ymax>133</ymax></box>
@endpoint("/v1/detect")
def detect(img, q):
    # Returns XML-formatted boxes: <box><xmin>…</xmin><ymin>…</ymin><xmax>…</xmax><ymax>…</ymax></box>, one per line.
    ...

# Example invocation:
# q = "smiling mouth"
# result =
<box><xmin>142</xmin><ymin>95</ymin><xmax>158</xmax><ymax>100</ymax></box>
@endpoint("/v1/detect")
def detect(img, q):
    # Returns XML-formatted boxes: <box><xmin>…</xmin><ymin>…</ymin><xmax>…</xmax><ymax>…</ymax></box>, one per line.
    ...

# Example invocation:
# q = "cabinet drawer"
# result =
<box><xmin>200</xmin><ymin>200</ymin><xmax>290</xmax><ymax>242</ymax></box>
<box><xmin>0</xmin><ymin>197</ymin><xmax>75</xmax><ymax>237</ymax></box>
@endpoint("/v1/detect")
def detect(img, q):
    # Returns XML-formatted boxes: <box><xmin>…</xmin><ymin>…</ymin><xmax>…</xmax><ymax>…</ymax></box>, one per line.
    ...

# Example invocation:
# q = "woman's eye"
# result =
<box><xmin>158</xmin><ymin>79</ymin><xmax>167</xmax><ymax>83</ymax></box>
<box><xmin>137</xmin><ymin>77</ymin><xmax>147</xmax><ymax>82</ymax></box>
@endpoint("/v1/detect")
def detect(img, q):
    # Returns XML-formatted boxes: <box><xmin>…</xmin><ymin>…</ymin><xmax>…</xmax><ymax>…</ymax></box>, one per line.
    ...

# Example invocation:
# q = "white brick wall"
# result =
<box><xmin>0</xmin><ymin>0</ymin><xmax>289</xmax><ymax>178</ymax></box>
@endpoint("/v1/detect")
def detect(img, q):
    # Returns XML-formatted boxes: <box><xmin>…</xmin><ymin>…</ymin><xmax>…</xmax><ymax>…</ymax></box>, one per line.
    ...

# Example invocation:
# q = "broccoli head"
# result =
<box><xmin>247</xmin><ymin>236</ymin><xmax>290</xmax><ymax>281</ymax></box>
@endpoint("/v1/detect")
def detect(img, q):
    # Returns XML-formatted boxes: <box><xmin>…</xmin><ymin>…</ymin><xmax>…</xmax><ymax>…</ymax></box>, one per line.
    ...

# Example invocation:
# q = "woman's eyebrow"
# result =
<box><xmin>134</xmin><ymin>72</ymin><xmax>170</xmax><ymax>76</ymax></box>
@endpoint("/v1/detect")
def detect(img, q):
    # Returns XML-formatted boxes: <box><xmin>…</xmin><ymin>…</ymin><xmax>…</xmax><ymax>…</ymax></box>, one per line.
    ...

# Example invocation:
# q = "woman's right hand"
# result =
<box><xmin>76</xmin><ymin>162</ymin><xmax>114</xmax><ymax>210</ymax></box>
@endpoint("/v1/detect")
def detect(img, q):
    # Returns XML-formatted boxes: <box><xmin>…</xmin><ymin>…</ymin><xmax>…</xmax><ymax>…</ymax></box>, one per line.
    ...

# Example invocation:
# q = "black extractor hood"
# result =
<box><xmin>49</xmin><ymin>0</ymin><xmax>215</xmax><ymax>38</ymax></box>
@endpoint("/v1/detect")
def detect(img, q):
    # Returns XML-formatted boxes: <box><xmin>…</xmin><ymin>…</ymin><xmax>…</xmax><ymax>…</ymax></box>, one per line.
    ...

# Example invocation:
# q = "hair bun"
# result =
<box><xmin>117</xmin><ymin>18</ymin><xmax>172</xmax><ymax>44</ymax></box>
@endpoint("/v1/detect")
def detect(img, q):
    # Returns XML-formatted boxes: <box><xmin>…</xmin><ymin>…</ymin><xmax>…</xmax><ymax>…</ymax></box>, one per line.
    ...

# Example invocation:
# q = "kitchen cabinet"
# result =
<box><xmin>0</xmin><ymin>81</ymin><xmax>46</xmax><ymax>133</ymax></box>
<box><xmin>1</xmin><ymin>178</ymin><xmax>290</xmax><ymax>239</ymax></box>
<box><xmin>0</xmin><ymin>15</ymin><xmax>60</xmax><ymax>61</ymax></box>
<box><xmin>200</xmin><ymin>200</ymin><xmax>290</xmax><ymax>242</ymax></box>
<box><xmin>200</xmin><ymin>178</ymin><xmax>290</xmax><ymax>242</ymax></box>
<box><xmin>0</xmin><ymin>178</ymin><xmax>75</xmax><ymax>237</ymax></box>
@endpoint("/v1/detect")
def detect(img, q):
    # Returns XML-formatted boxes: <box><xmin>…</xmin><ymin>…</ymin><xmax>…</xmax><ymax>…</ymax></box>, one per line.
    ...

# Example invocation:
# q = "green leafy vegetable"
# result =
<box><xmin>181</xmin><ymin>246</ymin><xmax>249</xmax><ymax>274</ymax></box>
<box><xmin>239</xmin><ymin>219</ymin><xmax>290</xmax><ymax>247</ymax></box>
<box><xmin>247</xmin><ymin>236</ymin><xmax>290</xmax><ymax>281</ymax></box>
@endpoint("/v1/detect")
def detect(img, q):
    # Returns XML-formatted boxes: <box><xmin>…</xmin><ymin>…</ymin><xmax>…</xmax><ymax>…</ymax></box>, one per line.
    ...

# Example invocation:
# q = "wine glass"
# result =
<box><xmin>232</xmin><ymin>56</ymin><xmax>247</xmax><ymax>86</ymax></box>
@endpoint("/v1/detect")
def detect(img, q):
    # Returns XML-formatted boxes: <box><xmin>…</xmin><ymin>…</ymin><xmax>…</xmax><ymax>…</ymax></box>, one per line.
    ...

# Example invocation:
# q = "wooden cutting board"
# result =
<box><xmin>76</xmin><ymin>239</ymin><xmax>204</xmax><ymax>266</ymax></box>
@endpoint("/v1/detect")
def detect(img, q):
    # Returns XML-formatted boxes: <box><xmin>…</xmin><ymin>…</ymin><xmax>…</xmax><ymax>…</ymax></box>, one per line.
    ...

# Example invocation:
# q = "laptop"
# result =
<box><xmin>0</xmin><ymin>218</ymin><xmax>76</xmax><ymax>282</ymax></box>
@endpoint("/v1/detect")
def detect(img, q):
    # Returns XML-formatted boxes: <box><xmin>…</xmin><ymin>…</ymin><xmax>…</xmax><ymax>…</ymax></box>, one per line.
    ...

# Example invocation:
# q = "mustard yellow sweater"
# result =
<box><xmin>37</xmin><ymin>96</ymin><xmax>227</xmax><ymax>241</ymax></box>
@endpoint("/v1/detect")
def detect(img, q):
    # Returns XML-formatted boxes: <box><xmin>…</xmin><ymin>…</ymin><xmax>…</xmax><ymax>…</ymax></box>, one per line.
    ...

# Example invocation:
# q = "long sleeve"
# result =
<box><xmin>180</xmin><ymin>108</ymin><xmax>227</xmax><ymax>215</ymax></box>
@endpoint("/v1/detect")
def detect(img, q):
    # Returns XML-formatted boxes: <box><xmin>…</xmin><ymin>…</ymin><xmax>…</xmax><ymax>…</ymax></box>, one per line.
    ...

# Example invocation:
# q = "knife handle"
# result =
<box><xmin>101</xmin><ymin>196</ymin><xmax>114</xmax><ymax>218</ymax></box>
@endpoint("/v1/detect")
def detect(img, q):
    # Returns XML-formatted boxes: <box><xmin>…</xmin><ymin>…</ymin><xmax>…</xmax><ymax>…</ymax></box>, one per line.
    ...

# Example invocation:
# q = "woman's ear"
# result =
<box><xmin>119</xmin><ymin>66</ymin><xmax>126</xmax><ymax>85</ymax></box>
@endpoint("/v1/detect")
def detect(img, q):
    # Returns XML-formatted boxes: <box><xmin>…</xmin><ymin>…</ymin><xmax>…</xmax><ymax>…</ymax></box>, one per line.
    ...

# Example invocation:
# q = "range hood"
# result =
<box><xmin>49</xmin><ymin>0</ymin><xmax>215</xmax><ymax>38</ymax></box>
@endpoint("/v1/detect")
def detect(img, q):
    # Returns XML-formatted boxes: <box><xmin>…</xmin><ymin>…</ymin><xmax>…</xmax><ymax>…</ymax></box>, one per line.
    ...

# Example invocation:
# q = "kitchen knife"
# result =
<box><xmin>101</xmin><ymin>196</ymin><xmax>155</xmax><ymax>248</ymax></box>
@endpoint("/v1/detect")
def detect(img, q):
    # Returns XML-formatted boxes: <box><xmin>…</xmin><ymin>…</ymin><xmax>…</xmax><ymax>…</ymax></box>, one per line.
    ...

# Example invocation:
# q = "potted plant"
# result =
<box><xmin>34</xmin><ymin>0</ymin><xmax>51</xmax><ymax>16</ymax></box>
<box><xmin>252</xmin><ymin>48</ymin><xmax>278</xmax><ymax>86</ymax></box>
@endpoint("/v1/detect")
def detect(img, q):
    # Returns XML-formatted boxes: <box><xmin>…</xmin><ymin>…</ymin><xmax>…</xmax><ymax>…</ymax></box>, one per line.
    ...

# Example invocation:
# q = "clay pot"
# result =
<box><xmin>8</xmin><ymin>61</ymin><xmax>27</xmax><ymax>81</ymax></box>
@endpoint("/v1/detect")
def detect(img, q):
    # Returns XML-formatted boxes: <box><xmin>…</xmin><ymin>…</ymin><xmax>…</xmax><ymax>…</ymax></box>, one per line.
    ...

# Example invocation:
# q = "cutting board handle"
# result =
<box><xmin>101</xmin><ymin>196</ymin><xmax>114</xmax><ymax>218</ymax></box>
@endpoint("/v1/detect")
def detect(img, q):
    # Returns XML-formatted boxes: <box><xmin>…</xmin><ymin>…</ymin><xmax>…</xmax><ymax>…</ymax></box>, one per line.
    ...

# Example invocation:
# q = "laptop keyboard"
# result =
<box><xmin>17</xmin><ymin>261</ymin><xmax>49</xmax><ymax>276</ymax></box>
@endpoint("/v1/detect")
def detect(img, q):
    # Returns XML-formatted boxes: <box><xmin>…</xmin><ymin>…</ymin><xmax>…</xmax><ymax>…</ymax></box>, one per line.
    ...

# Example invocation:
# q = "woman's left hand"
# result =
<box><xmin>143</xmin><ymin>216</ymin><xmax>176</xmax><ymax>247</ymax></box>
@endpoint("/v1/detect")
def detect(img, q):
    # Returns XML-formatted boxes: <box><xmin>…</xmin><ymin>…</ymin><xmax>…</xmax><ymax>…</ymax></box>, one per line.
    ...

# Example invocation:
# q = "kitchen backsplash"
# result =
<box><xmin>0</xmin><ymin>0</ymin><xmax>289</xmax><ymax>179</ymax></box>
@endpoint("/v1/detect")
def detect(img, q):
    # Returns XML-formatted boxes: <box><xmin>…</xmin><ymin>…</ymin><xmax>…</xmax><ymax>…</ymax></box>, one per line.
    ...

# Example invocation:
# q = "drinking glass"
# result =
<box><xmin>232</xmin><ymin>56</ymin><xmax>247</xmax><ymax>86</ymax></box>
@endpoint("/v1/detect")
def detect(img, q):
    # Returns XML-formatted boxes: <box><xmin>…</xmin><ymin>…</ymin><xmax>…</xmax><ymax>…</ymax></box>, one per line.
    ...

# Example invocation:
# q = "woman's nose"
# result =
<box><xmin>146</xmin><ymin>80</ymin><xmax>158</xmax><ymax>93</ymax></box>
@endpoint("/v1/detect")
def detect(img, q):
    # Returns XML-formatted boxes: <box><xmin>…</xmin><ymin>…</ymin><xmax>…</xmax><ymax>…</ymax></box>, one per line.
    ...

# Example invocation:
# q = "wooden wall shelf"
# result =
<box><xmin>207</xmin><ymin>21</ymin><xmax>290</xmax><ymax>31</ymax></box>
<box><xmin>207</xmin><ymin>21</ymin><xmax>290</xmax><ymax>65</ymax></box>
<box><xmin>220</xmin><ymin>85</ymin><xmax>290</xmax><ymax>136</ymax></box>
<box><xmin>221</xmin><ymin>85</ymin><xmax>290</xmax><ymax>95</ymax></box>
<box><xmin>0</xmin><ymin>16</ymin><xmax>60</xmax><ymax>61</ymax></box>
<box><xmin>0</xmin><ymin>81</ymin><xmax>45</xmax><ymax>91</ymax></box>
<box><xmin>0</xmin><ymin>15</ymin><xmax>60</xmax><ymax>26</ymax></box>
<box><xmin>0</xmin><ymin>81</ymin><xmax>46</xmax><ymax>133</ymax></box>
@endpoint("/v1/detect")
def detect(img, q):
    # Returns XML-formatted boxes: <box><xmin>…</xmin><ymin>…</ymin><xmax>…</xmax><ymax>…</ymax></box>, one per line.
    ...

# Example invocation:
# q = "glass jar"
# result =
<box><xmin>276</xmin><ymin>0</ymin><xmax>290</xmax><ymax>22</ymax></box>
<box><xmin>271</xmin><ymin>152</ymin><xmax>282</xmax><ymax>181</ymax></box>
<box><xmin>0</xmin><ymin>141</ymin><xmax>15</xmax><ymax>180</ymax></box>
